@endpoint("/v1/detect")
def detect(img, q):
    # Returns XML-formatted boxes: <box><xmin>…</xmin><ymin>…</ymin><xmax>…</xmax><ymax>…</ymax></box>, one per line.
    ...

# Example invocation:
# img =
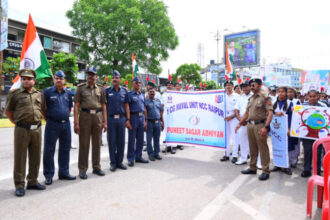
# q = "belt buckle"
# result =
<box><xmin>61</xmin><ymin>120</ymin><xmax>66</xmax><ymax>123</ymax></box>
<box><xmin>138</xmin><ymin>112</ymin><xmax>143</xmax><ymax>117</ymax></box>
<box><xmin>155</xmin><ymin>120</ymin><xmax>159</xmax><ymax>124</ymax></box>
<box><xmin>30</xmin><ymin>125</ymin><xmax>38</xmax><ymax>130</ymax></box>
<box><xmin>90</xmin><ymin>110</ymin><xmax>96</xmax><ymax>114</ymax></box>
<box><xmin>251</xmin><ymin>121</ymin><xmax>255</xmax><ymax>125</ymax></box>
<box><xmin>114</xmin><ymin>114</ymin><xmax>120</xmax><ymax>119</ymax></box>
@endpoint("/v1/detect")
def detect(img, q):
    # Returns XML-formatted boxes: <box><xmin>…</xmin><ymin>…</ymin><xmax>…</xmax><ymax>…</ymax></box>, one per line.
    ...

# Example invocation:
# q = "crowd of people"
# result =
<box><xmin>4</xmin><ymin>66</ymin><xmax>329</xmax><ymax>197</ymax></box>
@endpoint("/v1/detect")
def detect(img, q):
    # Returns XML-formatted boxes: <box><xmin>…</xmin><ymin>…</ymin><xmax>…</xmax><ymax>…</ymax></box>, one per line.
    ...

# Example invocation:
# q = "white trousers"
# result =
<box><xmin>238</xmin><ymin>125</ymin><xmax>249</xmax><ymax>161</ymax></box>
<box><xmin>225</xmin><ymin>118</ymin><xmax>239</xmax><ymax>157</ymax></box>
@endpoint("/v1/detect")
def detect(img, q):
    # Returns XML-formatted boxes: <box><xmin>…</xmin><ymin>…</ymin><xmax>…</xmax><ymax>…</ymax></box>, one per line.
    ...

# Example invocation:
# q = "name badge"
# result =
<box><xmin>109</xmin><ymin>93</ymin><xmax>114</xmax><ymax>96</ymax></box>
<box><xmin>90</xmin><ymin>110</ymin><xmax>96</xmax><ymax>114</ymax></box>
<box><xmin>30</xmin><ymin>125</ymin><xmax>38</xmax><ymax>130</ymax></box>
<box><xmin>114</xmin><ymin>115</ymin><xmax>120</xmax><ymax>119</ymax></box>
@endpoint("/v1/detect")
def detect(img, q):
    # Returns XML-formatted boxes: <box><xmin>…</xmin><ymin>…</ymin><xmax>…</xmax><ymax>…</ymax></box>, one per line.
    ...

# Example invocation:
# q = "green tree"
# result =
<box><xmin>202</xmin><ymin>80</ymin><xmax>217</xmax><ymax>90</ymax></box>
<box><xmin>66</xmin><ymin>0</ymin><xmax>179</xmax><ymax>77</ymax></box>
<box><xmin>175</xmin><ymin>63</ymin><xmax>202</xmax><ymax>85</ymax></box>
<box><xmin>50</xmin><ymin>52</ymin><xmax>79</xmax><ymax>83</ymax></box>
<box><xmin>2</xmin><ymin>57</ymin><xmax>20</xmax><ymax>81</ymax></box>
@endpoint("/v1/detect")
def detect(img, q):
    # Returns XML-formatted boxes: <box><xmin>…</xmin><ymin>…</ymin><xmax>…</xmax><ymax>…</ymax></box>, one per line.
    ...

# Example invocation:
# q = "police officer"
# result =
<box><xmin>235</xmin><ymin>78</ymin><xmax>273</xmax><ymax>181</ymax></box>
<box><xmin>74</xmin><ymin>66</ymin><xmax>107</xmax><ymax>179</ymax></box>
<box><xmin>127</xmin><ymin>77</ymin><xmax>148</xmax><ymax>166</ymax></box>
<box><xmin>5</xmin><ymin>68</ymin><xmax>46</xmax><ymax>197</ymax></box>
<box><xmin>42</xmin><ymin>70</ymin><xmax>76</xmax><ymax>185</ymax></box>
<box><xmin>145</xmin><ymin>84</ymin><xmax>164</xmax><ymax>161</ymax></box>
<box><xmin>105</xmin><ymin>70</ymin><xmax>131</xmax><ymax>172</ymax></box>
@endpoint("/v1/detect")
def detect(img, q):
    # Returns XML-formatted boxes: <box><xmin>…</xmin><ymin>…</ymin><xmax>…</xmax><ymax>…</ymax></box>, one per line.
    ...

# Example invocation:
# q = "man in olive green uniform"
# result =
<box><xmin>74</xmin><ymin>66</ymin><xmax>107</xmax><ymax>179</ymax></box>
<box><xmin>235</xmin><ymin>78</ymin><xmax>273</xmax><ymax>181</ymax></box>
<box><xmin>5</xmin><ymin>68</ymin><xmax>46</xmax><ymax>197</ymax></box>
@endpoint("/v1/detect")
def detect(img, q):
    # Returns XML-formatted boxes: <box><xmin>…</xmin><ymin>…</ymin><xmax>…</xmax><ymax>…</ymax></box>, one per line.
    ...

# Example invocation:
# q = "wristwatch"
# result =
<box><xmin>265</xmin><ymin>125</ymin><xmax>270</xmax><ymax>132</ymax></box>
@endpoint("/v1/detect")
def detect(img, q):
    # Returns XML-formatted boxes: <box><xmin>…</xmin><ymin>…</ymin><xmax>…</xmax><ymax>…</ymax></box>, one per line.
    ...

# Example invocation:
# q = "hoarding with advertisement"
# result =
<box><xmin>224</xmin><ymin>30</ymin><xmax>260</xmax><ymax>68</ymax></box>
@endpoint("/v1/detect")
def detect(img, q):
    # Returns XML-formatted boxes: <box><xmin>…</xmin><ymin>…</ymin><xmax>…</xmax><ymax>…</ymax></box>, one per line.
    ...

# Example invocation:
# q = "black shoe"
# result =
<box><xmin>258</xmin><ymin>173</ymin><xmax>270</xmax><ymax>181</ymax></box>
<box><xmin>26</xmin><ymin>183</ymin><xmax>46</xmax><ymax>190</ymax></box>
<box><xmin>171</xmin><ymin>147</ymin><xmax>176</xmax><ymax>154</ymax></box>
<box><xmin>15</xmin><ymin>188</ymin><xmax>25</xmax><ymax>197</ymax></box>
<box><xmin>283</xmin><ymin>168</ymin><xmax>292</xmax><ymax>175</ymax></box>
<box><xmin>117</xmin><ymin>163</ymin><xmax>127</xmax><ymax>170</ymax></box>
<box><xmin>59</xmin><ymin>174</ymin><xmax>76</xmax><ymax>180</ymax></box>
<box><xmin>79</xmin><ymin>172</ymin><xmax>88</xmax><ymax>179</ymax></box>
<box><xmin>220</xmin><ymin>156</ymin><xmax>230</xmax><ymax>162</ymax></box>
<box><xmin>45</xmin><ymin>178</ymin><xmax>52</xmax><ymax>185</ymax></box>
<box><xmin>136</xmin><ymin>158</ymin><xmax>149</xmax><ymax>163</ymax></box>
<box><xmin>270</xmin><ymin>166</ymin><xmax>282</xmax><ymax>172</ymax></box>
<box><xmin>93</xmin><ymin>169</ymin><xmax>105</xmax><ymax>176</ymax></box>
<box><xmin>128</xmin><ymin>161</ymin><xmax>134</xmax><ymax>167</ymax></box>
<box><xmin>241</xmin><ymin>168</ymin><xmax>257</xmax><ymax>175</ymax></box>
<box><xmin>149</xmin><ymin>155</ymin><xmax>155</xmax><ymax>161</ymax></box>
<box><xmin>177</xmin><ymin>145</ymin><xmax>184</xmax><ymax>150</ymax></box>
<box><xmin>301</xmin><ymin>170</ymin><xmax>312</xmax><ymax>178</ymax></box>
<box><xmin>110</xmin><ymin>165</ymin><xmax>117</xmax><ymax>171</ymax></box>
<box><xmin>154</xmin><ymin>155</ymin><xmax>162</xmax><ymax>160</ymax></box>
<box><xmin>162</xmin><ymin>146</ymin><xmax>171</xmax><ymax>153</ymax></box>
<box><xmin>231</xmin><ymin>157</ymin><xmax>238</xmax><ymax>163</ymax></box>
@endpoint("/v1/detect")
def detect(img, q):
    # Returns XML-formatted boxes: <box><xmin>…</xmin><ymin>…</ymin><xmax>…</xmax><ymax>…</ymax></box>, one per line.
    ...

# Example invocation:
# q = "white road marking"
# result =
<box><xmin>194</xmin><ymin>174</ymin><xmax>249</xmax><ymax>220</ymax></box>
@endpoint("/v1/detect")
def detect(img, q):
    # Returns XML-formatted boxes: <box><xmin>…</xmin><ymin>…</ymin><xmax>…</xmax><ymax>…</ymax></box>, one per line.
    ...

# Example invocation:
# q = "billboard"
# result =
<box><xmin>224</xmin><ymin>29</ymin><xmax>260</xmax><ymax>68</ymax></box>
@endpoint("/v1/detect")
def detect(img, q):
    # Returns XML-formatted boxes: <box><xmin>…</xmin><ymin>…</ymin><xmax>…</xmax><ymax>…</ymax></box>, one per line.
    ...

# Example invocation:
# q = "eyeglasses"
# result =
<box><xmin>250</xmin><ymin>84</ymin><xmax>258</xmax><ymax>88</ymax></box>
<box><xmin>54</xmin><ymin>77</ymin><xmax>64</xmax><ymax>81</ymax></box>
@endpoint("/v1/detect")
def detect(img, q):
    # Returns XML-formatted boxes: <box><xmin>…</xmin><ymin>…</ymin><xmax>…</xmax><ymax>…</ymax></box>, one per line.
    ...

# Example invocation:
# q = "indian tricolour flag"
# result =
<box><xmin>132</xmin><ymin>53</ymin><xmax>138</xmax><ymax>78</ymax></box>
<box><xmin>10</xmin><ymin>14</ymin><xmax>52</xmax><ymax>90</ymax></box>
<box><xmin>225</xmin><ymin>42</ymin><xmax>233</xmax><ymax>77</ymax></box>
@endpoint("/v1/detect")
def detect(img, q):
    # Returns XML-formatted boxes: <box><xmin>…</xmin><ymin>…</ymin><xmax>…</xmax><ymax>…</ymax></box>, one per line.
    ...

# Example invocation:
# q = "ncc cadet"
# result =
<box><xmin>105</xmin><ymin>70</ymin><xmax>131</xmax><ymax>172</ymax></box>
<box><xmin>145</xmin><ymin>83</ymin><xmax>164</xmax><ymax>161</ymax></box>
<box><xmin>74</xmin><ymin>66</ymin><xmax>107</xmax><ymax>179</ymax></box>
<box><xmin>42</xmin><ymin>70</ymin><xmax>76</xmax><ymax>185</ymax></box>
<box><xmin>127</xmin><ymin>76</ymin><xmax>149</xmax><ymax>166</ymax></box>
<box><xmin>161</xmin><ymin>81</ymin><xmax>176</xmax><ymax>154</ymax></box>
<box><xmin>236</xmin><ymin>78</ymin><xmax>273</xmax><ymax>181</ymax></box>
<box><xmin>5</xmin><ymin>68</ymin><xmax>46</xmax><ymax>197</ymax></box>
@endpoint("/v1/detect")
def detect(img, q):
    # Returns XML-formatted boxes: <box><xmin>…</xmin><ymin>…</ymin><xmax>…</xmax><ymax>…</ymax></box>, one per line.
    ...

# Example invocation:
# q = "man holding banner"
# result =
<box><xmin>220</xmin><ymin>81</ymin><xmax>240</xmax><ymax>163</ymax></box>
<box><xmin>234</xmin><ymin>81</ymin><xmax>252</xmax><ymax>165</ymax></box>
<box><xmin>236</xmin><ymin>78</ymin><xmax>273</xmax><ymax>181</ymax></box>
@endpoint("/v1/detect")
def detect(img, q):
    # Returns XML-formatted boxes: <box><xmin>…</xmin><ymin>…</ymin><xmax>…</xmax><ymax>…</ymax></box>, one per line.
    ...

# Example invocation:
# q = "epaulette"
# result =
<box><xmin>77</xmin><ymin>83</ymin><xmax>86</xmax><ymax>87</ymax></box>
<box><xmin>8</xmin><ymin>88</ymin><xmax>20</xmax><ymax>94</ymax></box>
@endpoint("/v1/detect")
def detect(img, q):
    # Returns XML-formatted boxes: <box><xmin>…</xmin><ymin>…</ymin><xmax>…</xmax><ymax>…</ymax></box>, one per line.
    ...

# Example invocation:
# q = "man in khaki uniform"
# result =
<box><xmin>74</xmin><ymin>66</ymin><xmax>107</xmax><ymax>179</ymax></box>
<box><xmin>235</xmin><ymin>78</ymin><xmax>273</xmax><ymax>181</ymax></box>
<box><xmin>5</xmin><ymin>68</ymin><xmax>46</xmax><ymax>197</ymax></box>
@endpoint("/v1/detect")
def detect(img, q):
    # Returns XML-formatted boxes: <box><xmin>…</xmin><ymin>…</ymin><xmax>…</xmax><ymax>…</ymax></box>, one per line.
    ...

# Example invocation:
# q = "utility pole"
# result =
<box><xmin>214</xmin><ymin>30</ymin><xmax>221</xmax><ymax>86</ymax></box>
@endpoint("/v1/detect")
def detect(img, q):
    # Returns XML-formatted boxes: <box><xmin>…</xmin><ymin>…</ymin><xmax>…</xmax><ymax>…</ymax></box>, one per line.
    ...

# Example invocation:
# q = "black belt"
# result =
<box><xmin>82</xmin><ymin>108</ymin><xmax>102</xmax><ymax>114</ymax></box>
<box><xmin>48</xmin><ymin>117</ymin><xmax>69</xmax><ymax>124</ymax></box>
<box><xmin>16</xmin><ymin>122</ymin><xmax>41</xmax><ymax>130</ymax></box>
<box><xmin>148</xmin><ymin>119</ymin><xmax>160</xmax><ymax>123</ymax></box>
<box><xmin>130</xmin><ymin>112</ymin><xmax>144</xmax><ymax>117</ymax></box>
<box><xmin>248</xmin><ymin>120</ymin><xmax>265</xmax><ymax>125</ymax></box>
<box><xmin>109</xmin><ymin>114</ymin><xmax>125</xmax><ymax>119</ymax></box>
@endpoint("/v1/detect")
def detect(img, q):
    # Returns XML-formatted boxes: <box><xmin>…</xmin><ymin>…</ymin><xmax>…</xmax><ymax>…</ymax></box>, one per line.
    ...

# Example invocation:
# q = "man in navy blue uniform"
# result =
<box><xmin>105</xmin><ymin>70</ymin><xmax>132</xmax><ymax>172</ymax></box>
<box><xmin>145</xmin><ymin>85</ymin><xmax>164</xmax><ymax>161</ymax></box>
<box><xmin>127</xmin><ymin>77</ymin><xmax>148</xmax><ymax>166</ymax></box>
<box><xmin>42</xmin><ymin>70</ymin><xmax>76</xmax><ymax>185</ymax></box>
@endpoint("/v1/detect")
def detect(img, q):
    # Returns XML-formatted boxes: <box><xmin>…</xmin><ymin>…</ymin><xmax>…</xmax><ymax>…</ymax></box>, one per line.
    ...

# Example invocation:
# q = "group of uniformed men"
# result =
<box><xmin>5</xmin><ymin>67</ymin><xmax>165</xmax><ymax>197</ymax></box>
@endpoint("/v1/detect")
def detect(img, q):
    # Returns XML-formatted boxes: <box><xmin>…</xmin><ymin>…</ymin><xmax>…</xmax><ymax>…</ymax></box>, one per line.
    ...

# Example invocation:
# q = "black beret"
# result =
<box><xmin>249</xmin><ymin>78</ymin><xmax>262</xmax><ymax>85</ymax></box>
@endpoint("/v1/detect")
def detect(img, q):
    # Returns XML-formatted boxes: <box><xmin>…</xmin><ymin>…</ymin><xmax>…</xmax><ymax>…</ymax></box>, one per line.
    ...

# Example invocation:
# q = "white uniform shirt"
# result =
<box><xmin>235</xmin><ymin>92</ymin><xmax>253</xmax><ymax>117</ymax></box>
<box><xmin>225</xmin><ymin>92</ymin><xmax>240</xmax><ymax>117</ymax></box>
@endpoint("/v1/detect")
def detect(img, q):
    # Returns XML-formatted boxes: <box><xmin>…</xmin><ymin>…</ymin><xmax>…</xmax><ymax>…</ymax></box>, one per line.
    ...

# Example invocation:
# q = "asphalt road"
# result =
<box><xmin>0</xmin><ymin>125</ymin><xmax>322</xmax><ymax>220</ymax></box>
